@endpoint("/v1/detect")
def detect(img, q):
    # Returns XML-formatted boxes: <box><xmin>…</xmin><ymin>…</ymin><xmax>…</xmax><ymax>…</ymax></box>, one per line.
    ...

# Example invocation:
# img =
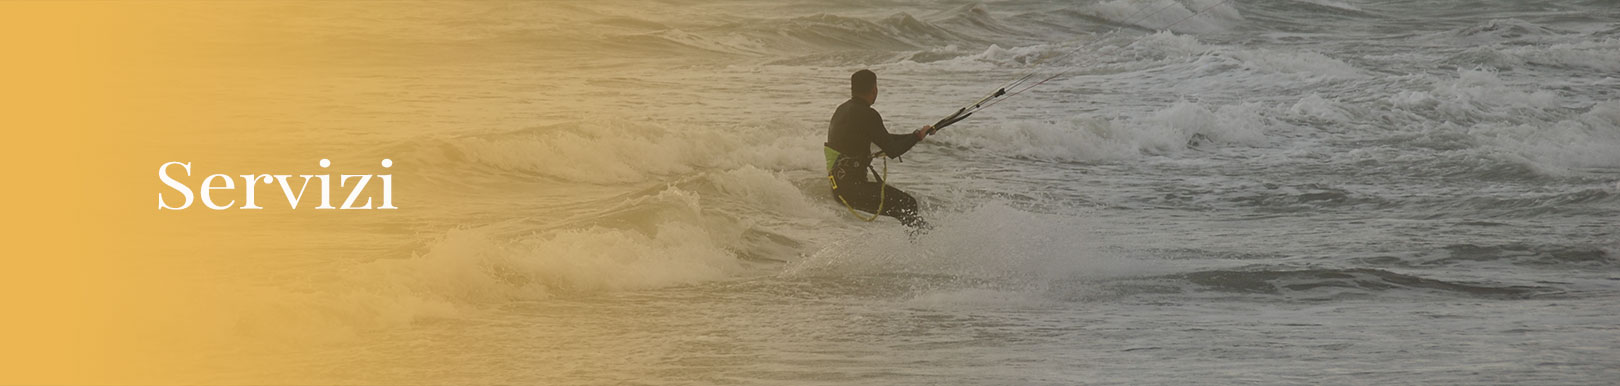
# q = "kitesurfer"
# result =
<box><xmin>824</xmin><ymin>69</ymin><xmax>932</xmax><ymax>229</ymax></box>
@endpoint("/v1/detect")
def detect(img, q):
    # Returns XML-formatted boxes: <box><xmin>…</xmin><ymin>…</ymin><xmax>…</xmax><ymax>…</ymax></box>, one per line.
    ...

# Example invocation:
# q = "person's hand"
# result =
<box><xmin>915</xmin><ymin>125</ymin><xmax>934</xmax><ymax>140</ymax></box>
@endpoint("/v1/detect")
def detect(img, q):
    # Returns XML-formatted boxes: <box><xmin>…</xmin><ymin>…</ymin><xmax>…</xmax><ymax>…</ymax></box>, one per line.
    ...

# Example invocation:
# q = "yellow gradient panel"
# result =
<box><xmin>1</xmin><ymin>2</ymin><xmax>517</xmax><ymax>383</ymax></box>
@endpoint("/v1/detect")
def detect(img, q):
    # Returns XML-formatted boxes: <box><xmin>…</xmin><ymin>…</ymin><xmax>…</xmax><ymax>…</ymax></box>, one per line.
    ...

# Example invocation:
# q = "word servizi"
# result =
<box><xmin>158</xmin><ymin>159</ymin><xmax>396</xmax><ymax>210</ymax></box>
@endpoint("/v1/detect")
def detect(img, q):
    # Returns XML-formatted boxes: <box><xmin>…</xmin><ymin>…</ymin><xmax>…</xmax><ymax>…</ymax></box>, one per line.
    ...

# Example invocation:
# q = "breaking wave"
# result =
<box><xmin>391</xmin><ymin>119</ymin><xmax>823</xmax><ymax>185</ymax></box>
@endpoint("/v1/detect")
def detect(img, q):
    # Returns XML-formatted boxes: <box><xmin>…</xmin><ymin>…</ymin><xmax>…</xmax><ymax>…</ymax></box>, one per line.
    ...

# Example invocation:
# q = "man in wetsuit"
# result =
<box><xmin>824</xmin><ymin>69</ymin><xmax>933</xmax><ymax>229</ymax></box>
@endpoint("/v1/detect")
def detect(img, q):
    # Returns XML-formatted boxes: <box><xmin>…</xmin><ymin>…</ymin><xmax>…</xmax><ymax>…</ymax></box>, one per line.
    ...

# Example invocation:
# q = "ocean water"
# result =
<box><xmin>204</xmin><ymin>0</ymin><xmax>1619</xmax><ymax>383</ymax></box>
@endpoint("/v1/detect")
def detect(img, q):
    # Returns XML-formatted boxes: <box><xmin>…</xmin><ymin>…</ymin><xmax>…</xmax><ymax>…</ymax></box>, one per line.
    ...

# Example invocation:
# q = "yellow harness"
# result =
<box><xmin>825</xmin><ymin>146</ymin><xmax>887</xmax><ymax>222</ymax></box>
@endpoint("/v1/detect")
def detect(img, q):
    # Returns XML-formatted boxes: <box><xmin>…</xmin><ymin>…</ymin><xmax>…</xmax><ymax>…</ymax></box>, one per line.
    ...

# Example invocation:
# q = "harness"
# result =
<box><xmin>824</xmin><ymin>146</ymin><xmax>888</xmax><ymax>222</ymax></box>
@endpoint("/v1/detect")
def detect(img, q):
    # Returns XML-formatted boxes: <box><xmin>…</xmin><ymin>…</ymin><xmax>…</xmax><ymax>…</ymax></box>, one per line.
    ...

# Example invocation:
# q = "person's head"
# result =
<box><xmin>851</xmin><ymin>69</ymin><xmax>877</xmax><ymax>104</ymax></box>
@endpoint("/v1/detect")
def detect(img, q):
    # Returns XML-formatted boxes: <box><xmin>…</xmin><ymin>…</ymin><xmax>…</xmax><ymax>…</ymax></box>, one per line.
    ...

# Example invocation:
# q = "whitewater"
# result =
<box><xmin>192</xmin><ymin>0</ymin><xmax>1619</xmax><ymax>384</ymax></box>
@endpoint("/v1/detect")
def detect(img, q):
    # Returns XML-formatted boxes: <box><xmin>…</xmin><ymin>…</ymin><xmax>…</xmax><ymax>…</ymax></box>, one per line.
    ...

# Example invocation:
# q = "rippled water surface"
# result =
<box><xmin>216</xmin><ymin>1</ymin><xmax>1620</xmax><ymax>383</ymax></box>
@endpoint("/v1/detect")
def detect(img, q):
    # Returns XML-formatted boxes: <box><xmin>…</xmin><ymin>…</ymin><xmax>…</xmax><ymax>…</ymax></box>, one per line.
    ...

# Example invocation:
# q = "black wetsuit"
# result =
<box><xmin>825</xmin><ymin>97</ymin><xmax>927</xmax><ymax>228</ymax></box>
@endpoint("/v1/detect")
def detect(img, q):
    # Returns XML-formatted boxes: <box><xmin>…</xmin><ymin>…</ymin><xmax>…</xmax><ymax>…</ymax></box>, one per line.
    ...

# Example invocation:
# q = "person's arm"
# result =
<box><xmin>867</xmin><ymin>110</ymin><xmax>932</xmax><ymax>158</ymax></box>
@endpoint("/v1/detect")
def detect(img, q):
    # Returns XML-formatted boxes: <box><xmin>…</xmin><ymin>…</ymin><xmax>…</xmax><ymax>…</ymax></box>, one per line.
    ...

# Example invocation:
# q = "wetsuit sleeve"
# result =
<box><xmin>867</xmin><ymin>109</ymin><xmax>920</xmax><ymax>158</ymax></box>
